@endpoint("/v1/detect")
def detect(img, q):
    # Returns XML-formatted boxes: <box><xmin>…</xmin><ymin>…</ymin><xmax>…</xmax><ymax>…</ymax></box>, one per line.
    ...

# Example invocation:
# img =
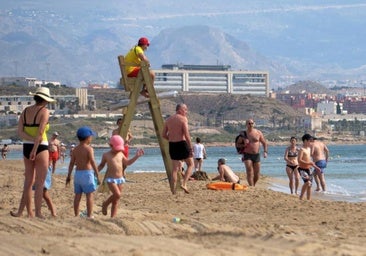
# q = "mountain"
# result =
<box><xmin>0</xmin><ymin>1</ymin><xmax>365</xmax><ymax>87</ymax></box>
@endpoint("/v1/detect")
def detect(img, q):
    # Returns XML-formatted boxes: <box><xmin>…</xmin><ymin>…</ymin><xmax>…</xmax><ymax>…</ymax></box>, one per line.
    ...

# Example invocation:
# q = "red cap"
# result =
<box><xmin>138</xmin><ymin>37</ymin><xmax>150</xmax><ymax>46</ymax></box>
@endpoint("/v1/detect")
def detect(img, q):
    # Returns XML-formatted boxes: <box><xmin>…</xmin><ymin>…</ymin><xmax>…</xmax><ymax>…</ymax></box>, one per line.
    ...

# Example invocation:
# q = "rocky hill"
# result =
<box><xmin>0</xmin><ymin>85</ymin><xmax>305</xmax><ymax>145</ymax></box>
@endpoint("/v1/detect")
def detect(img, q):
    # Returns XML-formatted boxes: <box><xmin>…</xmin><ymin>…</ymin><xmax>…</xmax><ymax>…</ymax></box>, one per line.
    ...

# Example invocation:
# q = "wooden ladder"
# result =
<box><xmin>117</xmin><ymin>55</ymin><xmax>172</xmax><ymax>182</ymax></box>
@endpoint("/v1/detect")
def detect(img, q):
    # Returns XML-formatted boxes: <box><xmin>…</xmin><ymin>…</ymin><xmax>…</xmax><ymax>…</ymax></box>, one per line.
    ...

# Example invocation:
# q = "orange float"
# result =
<box><xmin>206</xmin><ymin>182</ymin><xmax>248</xmax><ymax>191</ymax></box>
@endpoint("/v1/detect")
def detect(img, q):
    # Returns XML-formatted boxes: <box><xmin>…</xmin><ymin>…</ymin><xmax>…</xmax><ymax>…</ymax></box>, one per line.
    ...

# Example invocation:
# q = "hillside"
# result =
<box><xmin>0</xmin><ymin>85</ymin><xmax>304</xmax><ymax>145</ymax></box>
<box><xmin>1</xmin><ymin>1</ymin><xmax>366</xmax><ymax>84</ymax></box>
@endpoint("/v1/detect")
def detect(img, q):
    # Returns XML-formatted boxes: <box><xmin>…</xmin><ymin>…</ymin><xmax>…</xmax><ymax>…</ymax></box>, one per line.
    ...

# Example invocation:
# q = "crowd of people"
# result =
<box><xmin>10</xmin><ymin>37</ymin><xmax>329</xmax><ymax>219</ymax></box>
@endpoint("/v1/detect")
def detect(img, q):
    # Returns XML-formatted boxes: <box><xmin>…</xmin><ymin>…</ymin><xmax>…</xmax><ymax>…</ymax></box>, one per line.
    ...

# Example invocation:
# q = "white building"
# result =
<box><xmin>147</xmin><ymin>70</ymin><xmax>269</xmax><ymax>96</ymax></box>
<box><xmin>317</xmin><ymin>101</ymin><xmax>342</xmax><ymax>115</ymax></box>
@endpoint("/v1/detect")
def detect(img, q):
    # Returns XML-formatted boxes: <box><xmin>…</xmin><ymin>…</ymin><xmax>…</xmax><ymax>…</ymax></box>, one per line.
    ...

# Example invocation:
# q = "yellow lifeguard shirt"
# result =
<box><xmin>124</xmin><ymin>45</ymin><xmax>144</xmax><ymax>74</ymax></box>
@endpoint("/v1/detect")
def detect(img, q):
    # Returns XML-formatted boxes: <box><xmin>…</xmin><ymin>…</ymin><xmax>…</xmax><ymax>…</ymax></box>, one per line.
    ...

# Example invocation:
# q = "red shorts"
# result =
<box><xmin>123</xmin><ymin>144</ymin><xmax>129</xmax><ymax>158</ymax></box>
<box><xmin>127</xmin><ymin>67</ymin><xmax>140</xmax><ymax>77</ymax></box>
<box><xmin>49</xmin><ymin>151</ymin><xmax>59</xmax><ymax>161</ymax></box>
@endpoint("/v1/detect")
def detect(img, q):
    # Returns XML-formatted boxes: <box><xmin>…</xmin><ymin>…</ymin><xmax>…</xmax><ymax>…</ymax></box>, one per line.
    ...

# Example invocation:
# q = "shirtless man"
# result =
<box><xmin>212</xmin><ymin>158</ymin><xmax>240</xmax><ymax>183</ymax></box>
<box><xmin>48</xmin><ymin>132</ymin><xmax>60</xmax><ymax>173</ymax></box>
<box><xmin>298</xmin><ymin>134</ymin><xmax>321</xmax><ymax>200</ymax></box>
<box><xmin>238</xmin><ymin>119</ymin><xmax>268</xmax><ymax>186</ymax></box>
<box><xmin>311</xmin><ymin>138</ymin><xmax>329</xmax><ymax>192</ymax></box>
<box><xmin>162</xmin><ymin>103</ymin><xmax>194</xmax><ymax>194</ymax></box>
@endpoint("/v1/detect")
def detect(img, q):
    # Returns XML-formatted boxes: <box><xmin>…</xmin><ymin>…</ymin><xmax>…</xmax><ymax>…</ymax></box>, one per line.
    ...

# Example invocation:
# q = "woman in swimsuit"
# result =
<box><xmin>283</xmin><ymin>136</ymin><xmax>300</xmax><ymax>195</ymax></box>
<box><xmin>11</xmin><ymin>87</ymin><xmax>56</xmax><ymax>218</ymax></box>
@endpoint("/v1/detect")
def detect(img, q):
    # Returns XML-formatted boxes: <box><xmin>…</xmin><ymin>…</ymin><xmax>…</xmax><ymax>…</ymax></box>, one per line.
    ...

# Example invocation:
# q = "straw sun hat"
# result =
<box><xmin>30</xmin><ymin>87</ymin><xmax>56</xmax><ymax>103</ymax></box>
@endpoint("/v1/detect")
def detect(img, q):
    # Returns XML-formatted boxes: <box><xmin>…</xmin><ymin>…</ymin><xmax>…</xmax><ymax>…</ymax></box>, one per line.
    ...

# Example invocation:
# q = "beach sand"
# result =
<box><xmin>0</xmin><ymin>160</ymin><xmax>365</xmax><ymax>256</ymax></box>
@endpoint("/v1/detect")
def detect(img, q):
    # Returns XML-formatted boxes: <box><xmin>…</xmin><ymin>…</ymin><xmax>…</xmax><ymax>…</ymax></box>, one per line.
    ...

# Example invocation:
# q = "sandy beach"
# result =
<box><xmin>0</xmin><ymin>160</ymin><xmax>365</xmax><ymax>256</ymax></box>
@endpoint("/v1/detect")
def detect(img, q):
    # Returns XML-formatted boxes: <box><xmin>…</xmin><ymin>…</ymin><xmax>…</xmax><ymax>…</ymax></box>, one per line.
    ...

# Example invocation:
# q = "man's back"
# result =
<box><xmin>312</xmin><ymin>141</ymin><xmax>328</xmax><ymax>162</ymax></box>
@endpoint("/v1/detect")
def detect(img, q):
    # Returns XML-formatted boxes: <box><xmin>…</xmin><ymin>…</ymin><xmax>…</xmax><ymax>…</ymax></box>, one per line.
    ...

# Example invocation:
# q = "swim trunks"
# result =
<box><xmin>169</xmin><ymin>141</ymin><xmax>190</xmax><ymax>160</ymax></box>
<box><xmin>49</xmin><ymin>151</ymin><xmax>59</xmax><ymax>161</ymax></box>
<box><xmin>298</xmin><ymin>168</ymin><xmax>313</xmax><ymax>183</ymax></box>
<box><xmin>315</xmin><ymin>160</ymin><xmax>327</xmax><ymax>174</ymax></box>
<box><xmin>242</xmin><ymin>153</ymin><xmax>260</xmax><ymax>163</ymax></box>
<box><xmin>23</xmin><ymin>143</ymin><xmax>49</xmax><ymax>159</ymax></box>
<box><xmin>105</xmin><ymin>177</ymin><xmax>126</xmax><ymax>185</ymax></box>
<box><xmin>74</xmin><ymin>170</ymin><xmax>97</xmax><ymax>194</ymax></box>
<box><xmin>32</xmin><ymin>166</ymin><xmax>52</xmax><ymax>191</ymax></box>
<box><xmin>44</xmin><ymin>166</ymin><xmax>52</xmax><ymax>190</ymax></box>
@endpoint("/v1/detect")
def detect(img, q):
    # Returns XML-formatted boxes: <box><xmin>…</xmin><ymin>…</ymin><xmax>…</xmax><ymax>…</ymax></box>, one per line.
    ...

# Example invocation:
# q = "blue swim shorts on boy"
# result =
<box><xmin>74</xmin><ymin>170</ymin><xmax>97</xmax><ymax>194</ymax></box>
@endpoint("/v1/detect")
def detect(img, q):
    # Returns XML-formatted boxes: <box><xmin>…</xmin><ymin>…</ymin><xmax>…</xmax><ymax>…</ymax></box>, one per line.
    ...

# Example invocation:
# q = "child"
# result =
<box><xmin>10</xmin><ymin>164</ymin><xmax>56</xmax><ymax>217</ymax></box>
<box><xmin>298</xmin><ymin>134</ymin><xmax>321</xmax><ymax>200</ymax></box>
<box><xmin>98</xmin><ymin>135</ymin><xmax>144</xmax><ymax>218</ymax></box>
<box><xmin>66</xmin><ymin>126</ymin><xmax>100</xmax><ymax>218</ymax></box>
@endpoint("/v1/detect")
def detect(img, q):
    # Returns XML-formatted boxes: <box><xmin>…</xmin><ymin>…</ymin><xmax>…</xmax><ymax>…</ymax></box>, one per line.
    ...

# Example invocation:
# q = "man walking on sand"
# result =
<box><xmin>240</xmin><ymin>119</ymin><xmax>268</xmax><ymax>186</ymax></box>
<box><xmin>162</xmin><ymin>103</ymin><xmax>194</xmax><ymax>194</ymax></box>
<box><xmin>311</xmin><ymin>137</ymin><xmax>329</xmax><ymax>192</ymax></box>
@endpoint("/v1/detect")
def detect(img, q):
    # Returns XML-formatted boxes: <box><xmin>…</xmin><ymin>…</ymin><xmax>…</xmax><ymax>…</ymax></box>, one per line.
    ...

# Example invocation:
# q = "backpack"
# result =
<box><xmin>235</xmin><ymin>131</ymin><xmax>247</xmax><ymax>154</ymax></box>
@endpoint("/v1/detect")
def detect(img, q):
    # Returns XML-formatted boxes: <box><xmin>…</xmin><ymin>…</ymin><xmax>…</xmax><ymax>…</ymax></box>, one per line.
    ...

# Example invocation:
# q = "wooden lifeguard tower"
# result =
<box><xmin>117</xmin><ymin>56</ymin><xmax>172</xmax><ymax>181</ymax></box>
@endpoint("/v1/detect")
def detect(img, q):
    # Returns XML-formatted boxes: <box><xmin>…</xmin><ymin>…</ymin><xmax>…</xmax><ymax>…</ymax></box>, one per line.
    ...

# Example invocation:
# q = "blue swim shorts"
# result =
<box><xmin>315</xmin><ymin>160</ymin><xmax>327</xmax><ymax>174</ymax></box>
<box><xmin>74</xmin><ymin>170</ymin><xmax>97</xmax><ymax>194</ymax></box>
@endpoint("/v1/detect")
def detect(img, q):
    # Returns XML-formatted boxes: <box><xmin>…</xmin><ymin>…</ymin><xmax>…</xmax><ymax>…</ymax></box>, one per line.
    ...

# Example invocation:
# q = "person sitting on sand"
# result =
<box><xmin>66</xmin><ymin>126</ymin><xmax>100</xmax><ymax>218</ymax></box>
<box><xmin>98</xmin><ymin>135</ymin><xmax>144</xmax><ymax>218</ymax></box>
<box><xmin>212</xmin><ymin>158</ymin><xmax>240</xmax><ymax>183</ymax></box>
<box><xmin>298</xmin><ymin>134</ymin><xmax>321</xmax><ymax>200</ymax></box>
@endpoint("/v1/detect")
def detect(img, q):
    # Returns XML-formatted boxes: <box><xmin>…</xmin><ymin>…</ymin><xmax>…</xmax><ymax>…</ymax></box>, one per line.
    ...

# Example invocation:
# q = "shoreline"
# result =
<box><xmin>5</xmin><ymin>139</ymin><xmax>366</xmax><ymax>151</ymax></box>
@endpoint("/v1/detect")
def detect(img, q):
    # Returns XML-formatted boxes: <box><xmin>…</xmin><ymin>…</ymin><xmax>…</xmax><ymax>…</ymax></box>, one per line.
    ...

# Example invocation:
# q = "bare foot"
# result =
<box><xmin>315</xmin><ymin>188</ymin><xmax>321</xmax><ymax>192</ymax></box>
<box><xmin>10</xmin><ymin>211</ymin><xmax>22</xmax><ymax>217</ymax></box>
<box><xmin>140</xmin><ymin>90</ymin><xmax>149</xmax><ymax>98</ymax></box>
<box><xmin>102</xmin><ymin>202</ymin><xmax>108</xmax><ymax>216</ymax></box>
<box><xmin>180</xmin><ymin>185</ymin><xmax>189</xmax><ymax>194</ymax></box>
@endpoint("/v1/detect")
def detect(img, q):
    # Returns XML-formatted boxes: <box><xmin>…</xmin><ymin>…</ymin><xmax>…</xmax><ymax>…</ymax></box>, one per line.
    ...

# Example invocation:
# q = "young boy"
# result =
<box><xmin>66</xmin><ymin>126</ymin><xmax>100</xmax><ymax>218</ymax></box>
<box><xmin>298</xmin><ymin>134</ymin><xmax>321</xmax><ymax>200</ymax></box>
<box><xmin>98</xmin><ymin>135</ymin><xmax>144</xmax><ymax>218</ymax></box>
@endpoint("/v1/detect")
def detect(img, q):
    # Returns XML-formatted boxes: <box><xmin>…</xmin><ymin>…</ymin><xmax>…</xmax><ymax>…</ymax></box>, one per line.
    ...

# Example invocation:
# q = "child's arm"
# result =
<box><xmin>89</xmin><ymin>147</ymin><xmax>100</xmax><ymax>185</ymax></box>
<box><xmin>123</xmin><ymin>148</ymin><xmax>144</xmax><ymax>167</ymax></box>
<box><xmin>98</xmin><ymin>154</ymin><xmax>108</xmax><ymax>182</ymax></box>
<box><xmin>66</xmin><ymin>154</ymin><xmax>75</xmax><ymax>186</ymax></box>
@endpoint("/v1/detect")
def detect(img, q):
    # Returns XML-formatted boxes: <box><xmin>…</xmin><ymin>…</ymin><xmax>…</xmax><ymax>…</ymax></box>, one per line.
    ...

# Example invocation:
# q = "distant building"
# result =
<box><xmin>317</xmin><ymin>101</ymin><xmax>343</xmax><ymax>115</ymax></box>
<box><xmin>0</xmin><ymin>88</ymin><xmax>96</xmax><ymax>120</ymax></box>
<box><xmin>161</xmin><ymin>64</ymin><xmax>231</xmax><ymax>71</ymax></box>
<box><xmin>0</xmin><ymin>77</ymin><xmax>37</xmax><ymax>87</ymax></box>
<box><xmin>0</xmin><ymin>76</ymin><xmax>61</xmax><ymax>87</ymax></box>
<box><xmin>150</xmin><ymin>69</ymin><xmax>269</xmax><ymax>96</ymax></box>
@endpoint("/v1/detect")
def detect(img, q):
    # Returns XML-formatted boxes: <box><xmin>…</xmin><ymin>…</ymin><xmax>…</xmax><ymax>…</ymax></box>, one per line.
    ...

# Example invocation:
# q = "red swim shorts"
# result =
<box><xmin>127</xmin><ymin>67</ymin><xmax>140</xmax><ymax>77</ymax></box>
<box><xmin>49</xmin><ymin>151</ymin><xmax>59</xmax><ymax>161</ymax></box>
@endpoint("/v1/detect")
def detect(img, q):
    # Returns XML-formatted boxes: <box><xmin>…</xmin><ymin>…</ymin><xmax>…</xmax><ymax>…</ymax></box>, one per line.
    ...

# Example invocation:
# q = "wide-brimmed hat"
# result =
<box><xmin>110</xmin><ymin>135</ymin><xmax>125</xmax><ymax>151</ymax></box>
<box><xmin>30</xmin><ymin>87</ymin><xmax>56</xmax><ymax>103</ymax></box>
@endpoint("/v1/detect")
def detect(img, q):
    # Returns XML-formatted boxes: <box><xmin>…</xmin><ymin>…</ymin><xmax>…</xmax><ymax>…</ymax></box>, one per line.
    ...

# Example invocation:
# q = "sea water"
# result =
<box><xmin>5</xmin><ymin>144</ymin><xmax>366</xmax><ymax>202</ymax></box>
